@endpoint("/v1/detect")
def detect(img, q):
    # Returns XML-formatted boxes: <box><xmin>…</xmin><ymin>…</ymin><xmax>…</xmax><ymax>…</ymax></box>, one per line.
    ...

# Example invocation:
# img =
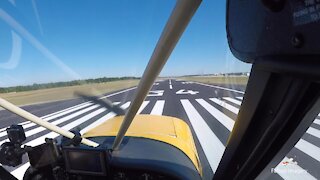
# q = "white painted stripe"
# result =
<box><xmin>0</xmin><ymin>103</ymin><xmax>93</xmax><ymax>137</ymax></box>
<box><xmin>210</xmin><ymin>98</ymin><xmax>239</xmax><ymax>114</ymax></box>
<box><xmin>181</xmin><ymin>99</ymin><xmax>225</xmax><ymax>173</ymax></box>
<box><xmin>80</xmin><ymin>102</ymin><xmax>131</xmax><ymax>134</ymax></box>
<box><xmin>23</xmin><ymin>105</ymin><xmax>99</xmax><ymax>137</ymax></box>
<box><xmin>41</xmin><ymin>102</ymin><xmax>92</xmax><ymax>119</ymax></box>
<box><xmin>295</xmin><ymin>139</ymin><xmax>320</xmax><ymax>162</ymax></box>
<box><xmin>43</xmin><ymin>103</ymin><xmax>94</xmax><ymax>121</ymax></box>
<box><xmin>0</xmin><ymin>105</ymin><xmax>101</xmax><ymax>145</ymax></box>
<box><xmin>80</xmin><ymin>100</ymin><xmax>147</xmax><ymax>134</ymax></box>
<box><xmin>197</xmin><ymin>98</ymin><xmax>314</xmax><ymax>179</ymax></box>
<box><xmin>99</xmin><ymin>86</ymin><xmax>137</xmax><ymax>99</ymax></box>
<box><xmin>314</xmin><ymin>119</ymin><xmax>320</xmax><ymax>126</ymax></box>
<box><xmin>169</xmin><ymin>84</ymin><xmax>173</xmax><ymax>89</ymax></box>
<box><xmin>150</xmin><ymin>100</ymin><xmax>165</xmax><ymax>115</ymax></box>
<box><xmin>236</xmin><ymin>96</ymin><xmax>243</xmax><ymax>100</ymax></box>
<box><xmin>201</xmin><ymin>97</ymin><xmax>315</xmax><ymax>179</ymax></box>
<box><xmin>0</xmin><ymin>120</ymin><xmax>30</xmax><ymax>133</ymax></box>
<box><xmin>11</xmin><ymin>162</ymin><xmax>30</xmax><ymax>180</ymax></box>
<box><xmin>223</xmin><ymin>97</ymin><xmax>242</xmax><ymax>106</ymax></box>
<box><xmin>18</xmin><ymin>121</ymin><xmax>30</xmax><ymax>126</ymax></box>
<box><xmin>306</xmin><ymin>127</ymin><xmax>320</xmax><ymax>139</ymax></box>
<box><xmin>80</xmin><ymin>112</ymin><xmax>116</xmax><ymax>134</ymax></box>
<box><xmin>0</xmin><ymin>81</ymin><xmax>135</xmax><ymax>134</ymax></box>
<box><xmin>0</xmin><ymin>102</ymin><xmax>120</xmax><ymax>139</ymax></box>
<box><xmin>137</xmin><ymin>101</ymin><xmax>149</xmax><ymax>114</ymax></box>
<box><xmin>275</xmin><ymin>157</ymin><xmax>316</xmax><ymax>180</ymax></box>
<box><xmin>196</xmin><ymin>99</ymin><xmax>234</xmax><ymax>131</ymax></box>
<box><xmin>24</xmin><ymin>108</ymin><xmax>107</xmax><ymax>147</ymax></box>
<box><xmin>193</xmin><ymin>82</ymin><xmax>245</xmax><ymax>94</ymax></box>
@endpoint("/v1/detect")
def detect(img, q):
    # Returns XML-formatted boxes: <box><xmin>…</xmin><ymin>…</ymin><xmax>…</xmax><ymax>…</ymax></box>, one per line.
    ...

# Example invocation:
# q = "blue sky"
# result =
<box><xmin>0</xmin><ymin>0</ymin><xmax>251</xmax><ymax>87</ymax></box>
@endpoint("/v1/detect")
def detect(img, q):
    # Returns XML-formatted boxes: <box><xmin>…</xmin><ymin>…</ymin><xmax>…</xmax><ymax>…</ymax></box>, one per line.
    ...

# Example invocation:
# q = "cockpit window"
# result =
<box><xmin>0</xmin><ymin>1</ymin><xmax>254</xmax><ymax>179</ymax></box>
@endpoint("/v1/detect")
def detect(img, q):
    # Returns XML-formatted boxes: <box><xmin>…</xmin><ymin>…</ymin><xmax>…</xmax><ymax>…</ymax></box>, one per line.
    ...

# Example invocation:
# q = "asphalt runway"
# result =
<box><xmin>0</xmin><ymin>79</ymin><xmax>319</xmax><ymax>180</ymax></box>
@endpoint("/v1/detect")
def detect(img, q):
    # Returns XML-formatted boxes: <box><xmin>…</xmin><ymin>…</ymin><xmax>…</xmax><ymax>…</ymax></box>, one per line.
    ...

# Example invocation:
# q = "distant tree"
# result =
<box><xmin>0</xmin><ymin>76</ymin><xmax>140</xmax><ymax>93</ymax></box>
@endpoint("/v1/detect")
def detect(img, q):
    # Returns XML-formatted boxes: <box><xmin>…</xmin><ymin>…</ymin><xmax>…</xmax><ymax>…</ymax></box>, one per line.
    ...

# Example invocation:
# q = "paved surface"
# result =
<box><xmin>0</xmin><ymin>79</ymin><xmax>319</xmax><ymax>180</ymax></box>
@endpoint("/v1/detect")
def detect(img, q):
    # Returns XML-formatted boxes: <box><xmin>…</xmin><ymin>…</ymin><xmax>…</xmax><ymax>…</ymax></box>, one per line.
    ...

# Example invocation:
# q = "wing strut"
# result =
<box><xmin>112</xmin><ymin>0</ymin><xmax>202</xmax><ymax>150</ymax></box>
<box><xmin>0</xmin><ymin>98</ymin><xmax>99</xmax><ymax>147</ymax></box>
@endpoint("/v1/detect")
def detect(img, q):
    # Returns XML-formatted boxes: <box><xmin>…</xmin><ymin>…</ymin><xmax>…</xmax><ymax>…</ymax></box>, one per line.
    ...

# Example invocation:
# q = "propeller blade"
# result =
<box><xmin>74</xmin><ymin>92</ymin><xmax>126</xmax><ymax>115</ymax></box>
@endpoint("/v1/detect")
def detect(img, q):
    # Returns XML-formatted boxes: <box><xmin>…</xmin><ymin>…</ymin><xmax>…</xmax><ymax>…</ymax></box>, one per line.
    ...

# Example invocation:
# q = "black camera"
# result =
<box><xmin>0</xmin><ymin>124</ymin><xmax>28</xmax><ymax>167</ymax></box>
<box><xmin>7</xmin><ymin>124</ymin><xmax>26</xmax><ymax>145</ymax></box>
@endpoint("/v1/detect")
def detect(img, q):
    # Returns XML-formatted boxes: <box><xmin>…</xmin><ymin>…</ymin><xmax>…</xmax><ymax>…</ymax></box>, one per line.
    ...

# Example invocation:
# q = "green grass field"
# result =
<box><xmin>0</xmin><ymin>80</ymin><xmax>139</xmax><ymax>106</ymax></box>
<box><xmin>179</xmin><ymin>76</ymin><xmax>249</xmax><ymax>86</ymax></box>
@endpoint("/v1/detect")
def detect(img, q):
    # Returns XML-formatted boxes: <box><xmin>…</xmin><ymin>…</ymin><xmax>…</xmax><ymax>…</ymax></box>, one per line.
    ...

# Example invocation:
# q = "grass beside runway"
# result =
<box><xmin>179</xmin><ymin>76</ymin><xmax>248</xmax><ymax>86</ymax></box>
<box><xmin>0</xmin><ymin>80</ymin><xmax>139</xmax><ymax>106</ymax></box>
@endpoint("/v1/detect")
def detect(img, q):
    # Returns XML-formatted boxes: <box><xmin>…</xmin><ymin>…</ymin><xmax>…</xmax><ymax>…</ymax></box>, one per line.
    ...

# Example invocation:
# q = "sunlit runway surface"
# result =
<box><xmin>0</xmin><ymin>79</ymin><xmax>319</xmax><ymax>180</ymax></box>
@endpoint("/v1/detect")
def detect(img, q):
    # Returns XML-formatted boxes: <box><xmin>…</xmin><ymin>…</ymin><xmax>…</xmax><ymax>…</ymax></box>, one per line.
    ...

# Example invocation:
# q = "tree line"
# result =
<box><xmin>0</xmin><ymin>77</ymin><xmax>139</xmax><ymax>93</ymax></box>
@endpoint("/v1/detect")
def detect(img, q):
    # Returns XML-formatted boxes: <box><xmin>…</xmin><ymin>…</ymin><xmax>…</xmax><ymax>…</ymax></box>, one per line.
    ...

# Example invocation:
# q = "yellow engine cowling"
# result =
<box><xmin>82</xmin><ymin>114</ymin><xmax>202</xmax><ymax>175</ymax></box>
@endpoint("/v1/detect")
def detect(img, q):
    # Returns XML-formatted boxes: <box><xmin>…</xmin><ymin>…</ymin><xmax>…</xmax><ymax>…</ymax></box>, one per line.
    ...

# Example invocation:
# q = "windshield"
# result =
<box><xmin>3</xmin><ymin>1</ymin><xmax>308</xmax><ymax>180</ymax></box>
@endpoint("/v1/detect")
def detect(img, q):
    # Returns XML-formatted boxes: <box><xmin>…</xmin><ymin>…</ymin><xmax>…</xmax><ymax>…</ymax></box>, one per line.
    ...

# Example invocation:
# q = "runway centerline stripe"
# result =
<box><xmin>150</xmin><ymin>100</ymin><xmax>165</xmax><ymax>115</ymax></box>
<box><xmin>223</xmin><ymin>97</ymin><xmax>242</xmax><ymax>106</ymax></box>
<box><xmin>210</xmin><ymin>98</ymin><xmax>239</xmax><ymax>115</ymax></box>
<box><xmin>193</xmin><ymin>82</ymin><xmax>245</xmax><ymax>94</ymax></box>
<box><xmin>181</xmin><ymin>99</ymin><xmax>225</xmax><ymax>173</ymax></box>
<box><xmin>196</xmin><ymin>99</ymin><xmax>234</xmax><ymax>131</ymax></box>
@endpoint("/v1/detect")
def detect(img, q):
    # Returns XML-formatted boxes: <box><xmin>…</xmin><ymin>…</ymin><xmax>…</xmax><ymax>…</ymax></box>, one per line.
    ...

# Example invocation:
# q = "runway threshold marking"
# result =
<box><xmin>80</xmin><ymin>102</ymin><xmax>130</xmax><ymax>134</ymax></box>
<box><xmin>150</xmin><ymin>100</ymin><xmax>165</xmax><ymax>115</ymax></box>
<box><xmin>0</xmin><ymin>102</ymin><xmax>94</xmax><ymax>134</ymax></box>
<box><xmin>181</xmin><ymin>99</ymin><xmax>225</xmax><ymax>173</ymax></box>
<box><xmin>0</xmin><ymin>86</ymin><xmax>137</xmax><ymax>133</ymax></box>
<box><xmin>137</xmin><ymin>101</ymin><xmax>150</xmax><ymax>114</ymax></box>
<box><xmin>223</xmin><ymin>97</ymin><xmax>242</xmax><ymax>106</ymax></box>
<box><xmin>295</xmin><ymin>139</ymin><xmax>320</xmax><ymax>162</ymax></box>
<box><xmin>196</xmin><ymin>99</ymin><xmax>234</xmax><ymax>131</ymax></box>
<box><xmin>193</xmin><ymin>82</ymin><xmax>245</xmax><ymax>94</ymax></box>
<box><xmin>210</xmin><ymin>98</ymin><xmax>239</xmax><ymax>114</ymax></box>
<box><xmin>0</xmin><ymin>104</ymin><xmax>101</xmax><ymax>144</ymax></box>
<box><xmin>307</xmin><ymin>127</ymin><xmax>320</xmax><ymax>139</ymax></box>
<box><xmin>210</xmin><ymin>98</ymin><xmax>320</xmax><ymax>180</ymax></box>
<box><xmin>0</xmin><ymin>102</ymin><xmax>97</xmax><ymax>139</ymax></box>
